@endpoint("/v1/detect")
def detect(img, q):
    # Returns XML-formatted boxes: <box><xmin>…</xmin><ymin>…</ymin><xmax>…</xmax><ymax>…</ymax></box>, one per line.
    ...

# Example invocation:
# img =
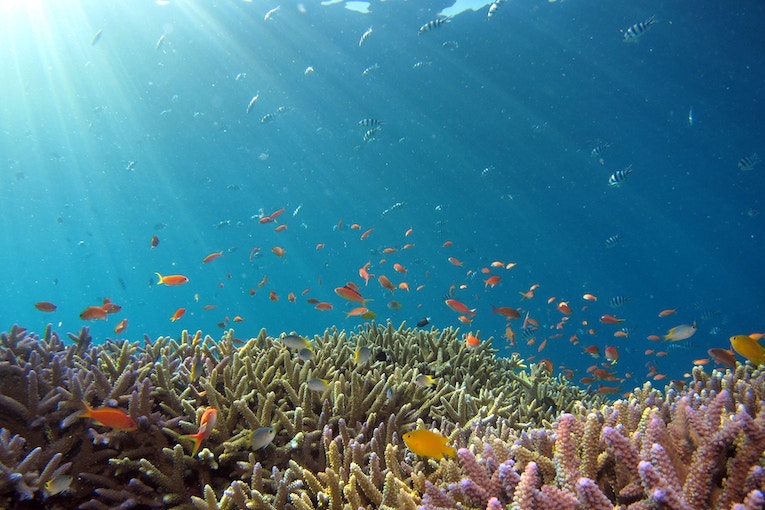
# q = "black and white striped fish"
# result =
<box><xmin>623</xmin><ymin>15</ymin><xmax>657</xmax><ymax>43</ymax></box>
<box><xmin>359</xmin><ymin>26</ymin><xmax>373</xmax><ymax>48</ymax></box>
<box><xmin>363</xmin><ymin>127</ymin><xmax>381</xmax><ymax>142</ymax></box>
<box><xmin>608</xmin><ymin>165</ymin><xmax>633</xmax><ymax>187</ymax></box>
<box><xmin>488</xmin><ymin>0</ymin><xmax>505</xmax><ymax>19</ymax></box>
<box><xmin>418</xmin><ymin>17</ymin><xmax>450</xmax><ymax>35</ymax></box>
<box><xmin>361</xmin><ymin>64</ymin><xmax>380</xmax><ymax>78</ymax></box>
<box><xmin>604</xmin><ymin>233</ymin><xmax>622</xmax><ymax>248</ymax></box>
<box><xmin>358</xmin><ymin>118</ymin><xmax>384</xmax><ymax>127</ymax></box>
<box><xmin>738</xmin><ymin>153</ymin><xmax>760</xmax><ymax>171</ymax></box>
<box><xmin>608</xmin><ymin>296</ymin><xmax>631</xmax><ymax>308</ymax></box>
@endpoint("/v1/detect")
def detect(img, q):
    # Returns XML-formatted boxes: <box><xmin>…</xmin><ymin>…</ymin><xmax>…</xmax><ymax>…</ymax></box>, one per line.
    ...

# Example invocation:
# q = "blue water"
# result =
<box><xmin>1</xmin><ymin>0</ymin><xmax>763</xmax><ymax>391</ymax></box>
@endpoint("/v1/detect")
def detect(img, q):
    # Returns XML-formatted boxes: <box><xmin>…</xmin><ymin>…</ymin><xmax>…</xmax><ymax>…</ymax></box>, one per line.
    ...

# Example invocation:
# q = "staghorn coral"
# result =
<box><xmin>2</xmin><ymin>322</ymin><xmax>764</xmax><ymax>509</ymax></box>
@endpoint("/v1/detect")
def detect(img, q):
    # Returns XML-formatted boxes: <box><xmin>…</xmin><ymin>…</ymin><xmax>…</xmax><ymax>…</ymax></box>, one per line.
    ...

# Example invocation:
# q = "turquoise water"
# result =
<box><xmin>1</xmin><ymin>0</ymin><xmax>763</xmax><ymax>391</ymax></box>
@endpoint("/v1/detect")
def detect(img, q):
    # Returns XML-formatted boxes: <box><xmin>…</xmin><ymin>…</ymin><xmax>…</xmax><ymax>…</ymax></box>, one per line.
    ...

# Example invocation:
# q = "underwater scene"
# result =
<box><xmin>1</xmin><ymin>0</ymin><xmax>764</xmax><ymax>508</ymax></box>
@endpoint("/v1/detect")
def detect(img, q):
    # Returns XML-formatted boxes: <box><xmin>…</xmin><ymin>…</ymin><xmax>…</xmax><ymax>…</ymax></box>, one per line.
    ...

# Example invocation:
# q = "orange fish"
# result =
<box><xmin>447</xmin><ymin>257</ymin><xmax>463</xmax><ymax>266</ymax></box>
<box><xmin>484</xmin><ymin>275</ymin><xmax>501</xmax><ymax>288</ymax></box>
<box><xmin>458</xmin><ymin>315</ymin><xmax>473</xmax><ymax>324</ymax></box>
<box><xmin>288</xmin><ymin>292</ymin><xmax>296</xmax><ymax>302</ymax></box>
<box><xmin>557</xmin><ymin>301</ymin><xmax>573</xmax><ymax>315</ymax></box>
<box><xmin>202</xmin><ymin>251</ymin><xmax>223</xmax><ymax>264</ymax></box>
<box><xmin>346</xmin><ymin>307</ymin><xmax>369</xmax><ymax>318</ymax></box>
<box><xmin>268</xmin><ymin>208</ymin><xmax>285</xmax><ymax>221</ymax></box>
<box><xmin>34</xmin><ymin>301</ymin><xmax>57</xmax><ymax>312</ymax></box>
<box><xmin>272</xmin><ymin>246</ymin><xmax>286</xmax><ymax>257</ymax></box>
<box><xmin>114</xmin><ymin>318</ymin><xmax>128</xmax><ymax>334</ymax></box>
<box><xmin>405</xmin><ymin>228</ymin><xmax>413</xmax><ymax>236</ymax></box>
<box><xmin>101</xmin><ymin>298</ymin><xmax>121</xmax><ymax>314</ymax></box>
<box><xmin>658</xmin><ymin>309</ymin><xmax>678</xmax><ymax>317</ymax></box>
<box><xmin>491</xmin><ymin>306</ymin><xmax>520</xmax><ymax>320</ymax></box>
<box><xmin>600</xmin><ymin>314</ymin><xmax>625</xmax><ymax>325</ymax></box>
<box><xmin>597</xmin><ymin>385</ymin><xmax>620</xmax><ymax>395</ymax></box>
<box><xmin>359</xmin><ymin>262</ymin><xmax>374</xmax><ymax>285</ymax></box>
<box><xmin>315</xmin><ymin>243</ymin><xmax>325</xmax><ymax>250</ymax></box>
<box><xmin>170</xmin><ymin>308</ymin><xmax>186</xmax><ymax>322</ymax></box>
<box><xmin>151</xmin><ymin>235</ymin><xmax>160</xmax><ymax>248</ymax></box>
<box><xmin>465</xmin><ymin>333</ymin><xmax>480</xmax><ymax>348</ymax></box>
<box><xmin>519</xmin><ymin>289</ymin><xmax>535</xmax><ymax>300</ymax></box>
<box><xmin>604</xmin><ymin>346</ymin><xmax>619</xmax><ymax>364</ymax></box>
<box><xmin>582</xmin><ymin>293</ymin><xmax>598</xmax><ymax>301</ymax></box>
<box><xmin>203</xmin><ymin>304</ymin><xmax>217</xmax><ymax>310</ymax></box>
<box><xmin>179</xmin><ymin>408</ymin><xmax>217</xmax><ymax>455</ymax></box>
<box><xmin>233</xmin><ymin>315</ymin><xmax>244</xmax><ymax>322</ymax></box>
<box><xmin>584</xmin><ymin>345</ymin><xmax>600</xmax><ymax>358</ymax></box>
<box><xmin>274</xmin><ymin>224</ymin><xmax>288</xmax><ymax>232</ymax></box>
<box><xmin>155</xmin><ymin>273</ymin><xmax>189</xmax><ymax>286</ymax></box>
<box><xmin>537</xmin><ymin>338</ymin><xmax>548</xmax><ymax>352</ymax></box>
<box><xmin>80</xmin><ymin>306</ymin><xmax>108</xmax><ymax>321</ymax></box>
<box><xmin>350</xmin><ymin>223</ymin><xmax>361</xmax><ymax>230</ymax></box>
<box><xmin>360</xmin><ymin>228</ymin><xmax>374</xmax><ymax>240</ymax></box>
<box><xmin>79</xmin><ymin>402</ymin><xmax>137</xmax><ymax>431</ymax></box>
<box><xmin>335</xmin><ymin>285</ymin><xmax>368</xmax><ymax>304</ymax></box>
<box><xmin>378</xmin><ymin>275</ymin><xmax>396</xmax><ymax>293</ymax></box>
<box><xmin>445</xmin><ymin>299</ymin><xmax>476</xmax><ymax>317</ymax></box>
<box><xmin>269</xmin><ymin>290</ymin><xmax>279</xmax><ymax>301</ymax></box>
<box><xmin>393</xmin><ymin>263</ymin><xmax>407</xmax><ymax>274</ymax></box>
<box><xmin>315</xmin><ymin>302</ymin><xmax>333</xmax><ymax>311</ymax></box>
<box><xmin>398</xmin><ymin>282</ymin><xmax>410</xmax><ymax>292</ymax></box>
<box><xmin>403</xmin><ymin>243</ymin><xmax>415</xmax><ymax>249</ymax></box>
<box><xmin>442</xmin><ymin>240</ymin><xmax>453</xmax><ymax>247</ymax></box>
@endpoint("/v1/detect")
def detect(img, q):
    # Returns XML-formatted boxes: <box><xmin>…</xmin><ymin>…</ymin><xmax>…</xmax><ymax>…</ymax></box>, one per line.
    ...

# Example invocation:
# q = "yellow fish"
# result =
<box><xmin>730</xmin><ymin>335</ymin><xmax>765</xmax><ymax>366</ymax></box>
<box><xmin>664</xmin><ymin>322</ymin><xmax>697</xmax><ymax>342</ymax></box>
<box><xmin>402</xmin><ymin>429</ymin><xmax>456</xmax><ymax>459</ymax></box>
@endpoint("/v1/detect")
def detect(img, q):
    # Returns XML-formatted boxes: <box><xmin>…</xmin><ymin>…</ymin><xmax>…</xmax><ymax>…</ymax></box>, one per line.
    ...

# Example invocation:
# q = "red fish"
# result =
<box><xmin>179</xmin><ymin>408</ymin><xmax>217</xmax><ymax>455</ymax></box>
<box><xmin>315</xmin><ymin>302</ymin><xmax>333</xmax><ymax>311</ymax></box>
<box><xmin>378</xmin><ymin>275</ymin><xmax>396</xmax><ymax>293</ymax></box>
<box><xmin>272</xmin><ymin>246</ymin><xmax>286</xmax><ymax>257</ymax></box>
<box><xmin>79</xmin><ymin>402</ymin><xmax>137</xmax><ymax>431</ymax></box>
<box><xmin>151</xmin><ymin>235</ymin><xmax>159</xmax><ymax>248</ymax></box>
<box><xmin>604</xmin><ymin>346</ymin><xmax>619</xmax><ymax>364</ymax></box>
<box><xmin>34</xmin><ymin>301</ymin><xmax>57</xmax><ymax>312</ymax></box>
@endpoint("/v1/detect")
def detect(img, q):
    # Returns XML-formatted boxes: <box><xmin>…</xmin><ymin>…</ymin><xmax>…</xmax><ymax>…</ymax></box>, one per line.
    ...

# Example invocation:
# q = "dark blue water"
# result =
<box><xmin>1</xmin><ymin>0</ymin><xmax>763</xmax><ymax>392</ymax></box>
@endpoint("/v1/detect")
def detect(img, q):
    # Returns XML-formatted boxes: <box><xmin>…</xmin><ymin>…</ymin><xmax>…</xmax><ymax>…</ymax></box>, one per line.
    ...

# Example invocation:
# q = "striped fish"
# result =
<box><xmin>363</xmin><ymin>127</ymin><xmax>381</xmax><ymax>142</ymax></box>
<box><xmin>604</xmin><ymin>233</ymin><xmax>621</xmax><ymax>248</ymax></box>
<box><xmin>738</xmin><ymin>153</ymin><xmax>760</xmax><ymax>171</ymax></box>
<box><xmin>359</xmin><ymin>26</ymin><xmax>373</xmax><ymax>47</ymax></box>
<box><xmin>623</xmin><ymin>15</ymin><xmax>657</xmax><ymax>43</ymax></box>
<box><xmin>488</xmin><ymin>0</ymin><xmax>505</xmax><ymax>19</ymax></box>
<box><xmin>418</xmin><ymin>17</ymin><xmax>450</xmax><ymax>35</ymax></box>
<box><xmin>608</xmin><ymin>296</ymin><xmax>630</xmax><ymax>308</ymax></box>
<box><xmin>608</xmin><ymin>165</ymin><xmax>633</xmax><ymax>187</ymax></box>
<box><xmin>358</xmin><ymin>118</ymin><xmax>384</xmax><ymax>127</ymax></box>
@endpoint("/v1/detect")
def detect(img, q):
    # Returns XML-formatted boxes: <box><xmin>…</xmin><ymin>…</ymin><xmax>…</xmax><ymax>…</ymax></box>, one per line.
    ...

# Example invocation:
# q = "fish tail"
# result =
<box><xmin>155</xmin><ymin>272</ymin><xmax>164</xmax><ymax>284</ymax></box>
<box><xmin>179</xmin><ymin>432</ymin><xmax>203</xmax><ymax>455</ymax></box>
<box><xmin>78</xmin><ymin>401</ymin><xmax>93</xmax><ymax>418</ymax></box>
<box><xmin>444</xmin><ymin>446</ymin><xmax>457</xmax><ymax>458</ymax></box>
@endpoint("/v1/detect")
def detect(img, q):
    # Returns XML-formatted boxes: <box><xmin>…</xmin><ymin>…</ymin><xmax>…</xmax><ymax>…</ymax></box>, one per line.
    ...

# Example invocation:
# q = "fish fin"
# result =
<box><xmin>179</xmin><ymin>432</ymin><xmax>203</xmax><ymax>455</ymax></box>
<box><xmin>444</xmin><ymin>446</ymin><xmax>457</xmax><ymax>458</ymax></box>
<box><xmin>155</xmin><ymin>272</ymin><xmax>163</xmax><ymax>284</ymax></box>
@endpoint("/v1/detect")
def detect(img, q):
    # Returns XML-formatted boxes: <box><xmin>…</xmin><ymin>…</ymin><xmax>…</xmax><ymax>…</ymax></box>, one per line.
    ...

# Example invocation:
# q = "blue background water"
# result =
<box><xmin>1</xmin><ymin>0</ymin><xmax>763</xmax><ymax>392</ymax></box>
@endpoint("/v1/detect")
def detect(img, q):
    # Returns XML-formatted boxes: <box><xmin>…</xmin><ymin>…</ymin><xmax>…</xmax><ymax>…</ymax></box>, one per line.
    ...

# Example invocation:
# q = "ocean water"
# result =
<box><xmin>1</xmin><ymin>0</ymin><xmax>763</xmax><ymax>393</ymax></box>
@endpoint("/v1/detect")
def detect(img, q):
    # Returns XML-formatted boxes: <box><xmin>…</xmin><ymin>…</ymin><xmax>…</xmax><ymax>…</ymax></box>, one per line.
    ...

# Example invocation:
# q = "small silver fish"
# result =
<box><xmin>250</xmin><ymin>426</ymin><xmax>276</xmax><ymax>450</ymax></box>
<box><xmin>156</xmin><ymin>33</ymin><xmax>166</xmax><ymax>51</ymax></box>
<box><xmin>307</xmin><ymin>378</ymin><xmax>330</xmax><ymax>392</ymax></box>
<box><xmin>246</xmin><ymin>95</ymin><xmax>259</xmax><ymax>114</ymax></box>
<box><xmin>738</xmin><ymin>153</ymin><xmax>760</xmax><ymax>171</ymax></box>
<box><xmin>297</xmin><ymin>347</ymin><xmax>314</xmax><ymax>362</ymax></box>
<box><xmin>264</xmin><ymin>6</ymin><xmax>280</xmax><ymax>21</ymax></box>
<box><xmin>45</xmin><ymin>475</ymin><xmax>74</xmax><ymax>497</ymax></box>
<box><xmin>281</xmin><ymin>334</ymin><xmax>311</xmax><ymax>350</ymax></box>
<box><xmin>91</xmin><ymin>28</ymin><xmax>103</xmax><ymax>46</ymax></box>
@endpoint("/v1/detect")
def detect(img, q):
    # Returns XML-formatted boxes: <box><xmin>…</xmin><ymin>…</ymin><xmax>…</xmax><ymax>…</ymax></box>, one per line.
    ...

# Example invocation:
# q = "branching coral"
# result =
<box><xmin>3</xmin><ymin>323</ymin><xmax>764</xmax><ymax>509</ymax></box>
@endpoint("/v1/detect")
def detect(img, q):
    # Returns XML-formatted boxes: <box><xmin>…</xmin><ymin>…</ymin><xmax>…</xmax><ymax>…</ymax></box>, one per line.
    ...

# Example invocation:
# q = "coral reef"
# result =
<box><xmin>1</xmin><ymin>322</ymin><xmax>764</xmax><ymax>509</ymax></box>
